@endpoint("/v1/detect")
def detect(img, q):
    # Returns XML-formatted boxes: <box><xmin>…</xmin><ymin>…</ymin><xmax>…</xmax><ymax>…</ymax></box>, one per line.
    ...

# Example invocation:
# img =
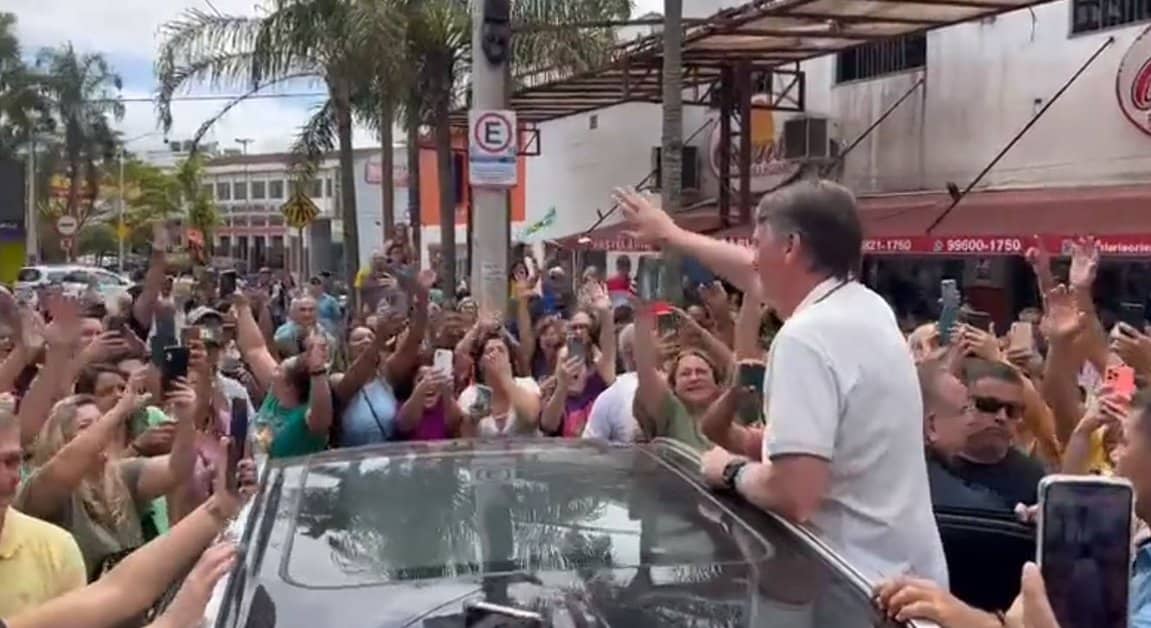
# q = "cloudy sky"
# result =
<box><xmin>3</xmin><ymin>0</ymin><xmax>665</xmax><ymax>157</ymax></box>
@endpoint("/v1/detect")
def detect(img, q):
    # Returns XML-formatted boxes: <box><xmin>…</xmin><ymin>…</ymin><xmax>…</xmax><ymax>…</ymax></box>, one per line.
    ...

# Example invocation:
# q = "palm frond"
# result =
<box><xmin>185</xmin><ymin>71</ymin><xmax>314</xmax><ymax>150</ymax></box>
<box><xmin>288</xmin><ymin>98</ymin><xmax>337</xmax><ymax>189</ymax></box>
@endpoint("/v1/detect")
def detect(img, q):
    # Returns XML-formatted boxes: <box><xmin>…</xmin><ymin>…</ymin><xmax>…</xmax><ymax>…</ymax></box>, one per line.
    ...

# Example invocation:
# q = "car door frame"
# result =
<box><xmin>649</xmin><ymin>438</ymin><xmax>937</xmax><ymax>628</ymax></box>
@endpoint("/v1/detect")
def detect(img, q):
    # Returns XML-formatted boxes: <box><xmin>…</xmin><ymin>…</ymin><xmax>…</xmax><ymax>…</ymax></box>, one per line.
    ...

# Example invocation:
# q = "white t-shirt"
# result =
<box><xmin>762</xmin><ymin>279</ymin><xmax>948</xmax><ymax>588</ymax></box>
<box><xmin>458</xmin><ymin>377</ymin><xmax>541</xmax><ymax>437</ymax></box>
<box><xmin>582</xmin><ymin>372</ymin><xmax>639</xmax><ymax>443</ymax></box>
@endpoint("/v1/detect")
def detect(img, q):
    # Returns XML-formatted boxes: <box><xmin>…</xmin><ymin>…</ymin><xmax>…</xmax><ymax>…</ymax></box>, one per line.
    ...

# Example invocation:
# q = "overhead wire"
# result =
<box><xmin>95</xmin><ymin>92</ymin><xmax>329</xmax><ymax>104</ymax></box>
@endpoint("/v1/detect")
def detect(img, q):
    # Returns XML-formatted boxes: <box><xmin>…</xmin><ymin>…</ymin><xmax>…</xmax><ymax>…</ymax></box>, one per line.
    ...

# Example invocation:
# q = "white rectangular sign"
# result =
<box><xmin>468</xmin><ymin>109</ymin><xmax>518</xmax><ymax>188</ymax></box>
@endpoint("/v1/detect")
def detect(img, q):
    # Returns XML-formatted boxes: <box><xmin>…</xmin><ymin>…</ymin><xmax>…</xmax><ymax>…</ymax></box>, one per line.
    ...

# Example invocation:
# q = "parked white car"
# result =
<box><xmin>15</xmin><ymin>264</ymin><xmax>133</xmax><ymax>306</ymax></box>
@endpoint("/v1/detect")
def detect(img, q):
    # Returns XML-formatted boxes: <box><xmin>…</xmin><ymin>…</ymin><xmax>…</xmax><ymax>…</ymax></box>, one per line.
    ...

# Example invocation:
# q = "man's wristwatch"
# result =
<box><xmin>721</xmin><ymin>460</ymin><xmax>749</xmax><ymax>493</ymax></box>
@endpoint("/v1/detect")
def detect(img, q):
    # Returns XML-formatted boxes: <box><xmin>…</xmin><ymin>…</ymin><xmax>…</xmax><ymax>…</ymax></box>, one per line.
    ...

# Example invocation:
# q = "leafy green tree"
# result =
<box><xmin>0</xmin><ymin>13</ymin><xmax>53</xmax><ymax>160</ymax></box>
<box><xmin>34</xmin><ymin>44</ymin><xmax>124</xmax><ymax>224</ymax></box>
<box><xmin>394</xmin><ymin>0</ymin><xmax>630</xmax><ymax>295</ymax></box>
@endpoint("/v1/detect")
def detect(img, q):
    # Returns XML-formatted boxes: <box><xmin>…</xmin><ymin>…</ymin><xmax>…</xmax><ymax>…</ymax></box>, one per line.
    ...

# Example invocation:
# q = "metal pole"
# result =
<box><xmin>822</xmin><ymin>77</ymin><xmax>924</xmax><ymax>178</ymax></box>
<box><xmin>25</xmin><ymin>138</ymin><xmax>37</xmax><ymax>263</ymax></box>
<box><xmin>118</xmin><ymin>150</ymin><xmax>125</xmax><ymax>272</ymax></box>
<box><xmin>925</xmin><ymin>37</ymin><xmax>1114</xmax><ymax>233</ymax></box>
<box><xmin>470</xmin><ymin>0</ymin><xmax>512</xmax><ymax>315</ymax></box>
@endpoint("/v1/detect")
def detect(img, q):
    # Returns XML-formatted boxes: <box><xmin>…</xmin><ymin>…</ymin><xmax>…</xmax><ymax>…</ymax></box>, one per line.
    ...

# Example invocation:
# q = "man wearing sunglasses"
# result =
<box><xmin>923</xmin><ymin>357</ymin><xmax>1047</xmax><ymax>509</ymax></box>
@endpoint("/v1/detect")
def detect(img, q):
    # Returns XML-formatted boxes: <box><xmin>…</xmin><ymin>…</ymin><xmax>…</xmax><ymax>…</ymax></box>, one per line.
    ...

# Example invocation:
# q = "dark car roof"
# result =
<box><xmin>214</xmin><ymin>439</ymin><xmax>904</xmax><ymax>628</ymax></box>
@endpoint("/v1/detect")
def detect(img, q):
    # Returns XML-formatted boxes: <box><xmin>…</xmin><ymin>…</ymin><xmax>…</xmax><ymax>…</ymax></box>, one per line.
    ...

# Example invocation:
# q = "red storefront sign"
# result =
<box><xmin>862</xmin><ymin>234</ymin><xmax>1151</xmax><ymax>257</ymax></box>
<box><xmin>578</xmin><ymin>234</ymin><xmax>1151</xmax><ymax>257</ymax></box>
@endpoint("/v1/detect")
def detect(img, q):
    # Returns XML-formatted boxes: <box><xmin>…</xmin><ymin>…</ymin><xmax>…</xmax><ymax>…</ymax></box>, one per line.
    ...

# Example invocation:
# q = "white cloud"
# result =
<box><xmin>7</xmin><ymin>0</ymin><xmax>260</xmax><ymax>59</ymax></box>
<box><xmin>4</xmin><ymin>0</ymin><xmax>380</xmax><ymax>155</ymax></box>
<box><xmin>118</xmin><ymin>89</ymin><xmax>378</xmax><ymax>156</ymax></box>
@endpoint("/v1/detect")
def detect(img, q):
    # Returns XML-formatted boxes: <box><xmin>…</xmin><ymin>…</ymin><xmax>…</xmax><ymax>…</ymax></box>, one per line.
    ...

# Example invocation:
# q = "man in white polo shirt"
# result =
<box><xmin>613</xmin><ymin>180</ymin><xmax>948</xmax><ymax>588</ymax></box>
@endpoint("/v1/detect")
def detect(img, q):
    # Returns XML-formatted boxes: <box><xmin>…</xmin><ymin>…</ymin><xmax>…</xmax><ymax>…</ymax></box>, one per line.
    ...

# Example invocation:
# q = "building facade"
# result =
<box><xmin>200</xmin><ymin>151</ymin><xmax>350</xmax><ymax>273</ymax></box>
<box><xmin>523</xmin><ymin>0</ymin><xmax>1151</xmax><ymax>323</ymax></box>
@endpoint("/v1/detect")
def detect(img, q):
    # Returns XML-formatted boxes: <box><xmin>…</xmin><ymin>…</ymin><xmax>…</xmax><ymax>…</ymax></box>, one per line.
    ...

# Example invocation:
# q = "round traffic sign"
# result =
<box><xmin>472</xmin><ymin>111</ymin><xmax>514</xmax><ymax>154</ymax></box>
<box><xmin>56</xmin><ymin>215</ymin><xmax>78</xmax><ymax>237</ymax></box>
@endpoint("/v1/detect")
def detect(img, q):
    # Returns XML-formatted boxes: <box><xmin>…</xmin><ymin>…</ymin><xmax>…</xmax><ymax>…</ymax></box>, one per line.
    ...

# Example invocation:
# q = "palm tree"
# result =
<box><xmin>659</xmin><ymin>0</ymin><xmax>684</xmax><ymax>303</ymax></box>
<box><xmin>173</xmin><ymin>154</ymin><xmax>221</xmax><ymax>249</ymax></box>
<box><xmin>155</xmin><ymin>1</ymin><xmax>405</xmax><ymax>308</ymax></box>
<box><xmin>401</xmin><ymin>0</ymin><xmax>632</xmax><ymax>296</ymax></box>
<box><xmin>34</xmin><ymin>44</ymin><xmax>124</xmax><ymax>224</ymax></box>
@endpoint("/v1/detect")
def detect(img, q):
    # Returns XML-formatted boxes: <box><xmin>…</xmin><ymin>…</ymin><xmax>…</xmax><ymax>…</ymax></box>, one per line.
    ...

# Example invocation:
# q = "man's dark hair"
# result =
<box><xmin>959</xmin><ymin>357</ymin><xmax>1023</xmax><ymax>389</ymax></box>
<box><xmin>76</xmin><ymin>363</ymin><xmax>123</xmax><ymax>395</ymax></box>
<box><xmin>755</xmin><ymin>178</ymin><xmax>862</xmax><ymax>280</ymax></box>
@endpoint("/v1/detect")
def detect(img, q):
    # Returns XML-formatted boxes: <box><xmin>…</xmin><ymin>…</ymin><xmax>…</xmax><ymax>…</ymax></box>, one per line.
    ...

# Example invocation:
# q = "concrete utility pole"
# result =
<box><xmin>25</xmin><ymin>138</ymin><xmax>38</xmax><ymax>263</ymax></box>
<box><xmin>235</xmin><ymin>138</ymin><xmax>254</xmax><ymax>270</ymax></box>
<box><xmin>469</xmin><ymin>0</ymin><xmax>513</xmax><ymax>315</ymax></box>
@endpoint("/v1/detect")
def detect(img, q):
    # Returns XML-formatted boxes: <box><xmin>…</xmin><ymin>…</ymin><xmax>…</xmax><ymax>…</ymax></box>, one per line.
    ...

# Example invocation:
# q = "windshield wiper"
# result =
<box><xmin>464</xmin><ymin>601</ymin><xmax>545</xmax><ymax>627</ymax></box>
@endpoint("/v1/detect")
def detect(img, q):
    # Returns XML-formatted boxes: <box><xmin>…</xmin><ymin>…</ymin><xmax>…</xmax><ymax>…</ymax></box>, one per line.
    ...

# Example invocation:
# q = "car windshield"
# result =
<box><xmin>16</xmin><ymin>268</ymin><xmax>39</xmax><ymax>282</ymax></box>
<box><xmin>276</xmin><ymin>444</ymin><xmax>905</xmax><ymax>628</ymax></box>
<box><xmin>288</xmin><ymin>446</ymin><xmax>766</xmax><ymax>587</ymax></box>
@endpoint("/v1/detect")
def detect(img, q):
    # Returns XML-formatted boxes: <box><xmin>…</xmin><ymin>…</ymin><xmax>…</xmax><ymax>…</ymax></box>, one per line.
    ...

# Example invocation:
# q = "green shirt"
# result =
<box><xmin>133</xmin><ymin>406</ymin><xmax>171</xmax><ymax>537</ymax></box>
<box><xmin>657</xmin><ymin>393</ymin><xmax>711</xmax><ymax>451</ymax></box>
<box><xmin>258</xmin><ymin>395</ymin><xmax>327</xmax><ymax>459</ymax></box>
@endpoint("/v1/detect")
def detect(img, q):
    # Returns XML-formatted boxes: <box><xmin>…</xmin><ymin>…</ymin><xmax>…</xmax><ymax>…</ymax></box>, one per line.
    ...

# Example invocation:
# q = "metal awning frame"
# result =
<box><xmin>451</xmin><ymin>0</ymin><xmax>1055</xmax><ymax>127</ymax></box>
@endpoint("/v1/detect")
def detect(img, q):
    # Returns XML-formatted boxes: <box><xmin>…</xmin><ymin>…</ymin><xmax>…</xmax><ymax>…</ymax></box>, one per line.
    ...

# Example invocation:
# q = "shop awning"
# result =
<box><xmin>709</xmin><ymin>184</ymin><xmax>1151</xmax><ymax>257</ymax></box>
<box><xmin>452</xmin><ymin>0</ymin><xmax>1061</xmax><ymax>127</ymax></box>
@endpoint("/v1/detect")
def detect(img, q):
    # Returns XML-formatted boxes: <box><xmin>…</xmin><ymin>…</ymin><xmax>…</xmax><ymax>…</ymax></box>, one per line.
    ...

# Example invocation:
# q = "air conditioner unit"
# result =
<box><xmin>781</xmin><ymin>117</ymin><xmax>837</xmax><ymax>161</ymax></box>
<box><xmin>650</xmin><ymin>146</ymin><xmax>701</xmax><ymax>192</ymax></box>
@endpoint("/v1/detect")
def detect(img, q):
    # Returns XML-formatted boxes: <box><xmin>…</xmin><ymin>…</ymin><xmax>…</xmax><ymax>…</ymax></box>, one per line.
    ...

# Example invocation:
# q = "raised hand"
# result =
<box><xmin>130</xmin><ymin>422</ymin><xmax>176</xmax><ymax>457</ymax></box>
<box><xmin>164</xmin><ymin>378</ymin><xmax>198</xmax><ymax>423</ymax></box>
<box><xmin>1024</xmin><ymin>235</ymin><xmax>1056</xmax><ymax>296</ymax></box>
<box><xmin>699</xmin><ymin>281</ymin><xmax>729</xmax><ymax>313</ymax></box>
<box><xmin>416</xmin><ymin>268</ymin><xmax>437</xmax><ymax>294</ymax></box>
<box><xmin>153</xmin><ymin>541</ymin><xmax>239</xmax><ymax>628</ymax></box>
<box><xmin>1039</xmin><ymin>284</ymin><xmax>1086</xmax><ymax>342</ymax></box>
<box><xmin>581</xmin><ymin>280</ymin><xmax>611</xmax><ymax>312</ymax></box>
<box><xmin>43</xmin><ymin>294</ymin><xmax>81</xmax><ymax>348</ymax></box>
<box><xmin>1068</xmin><ymin>235</ymin><xmax>1100</xmax><ymax>290</ymax></box>
<box><xmin>117</xmin><ymin>368</ymin><xmax>153</xmax><ymax>414</ymax></box>
<box><xmin>303</xmin><ymin>335</ymin><xmax>330</xmax><ymax>372</ymax></box>
<box><xmin>611</xmin><ymin>187</ymin><xmax>677</xmax><ymax>244</ymax></box>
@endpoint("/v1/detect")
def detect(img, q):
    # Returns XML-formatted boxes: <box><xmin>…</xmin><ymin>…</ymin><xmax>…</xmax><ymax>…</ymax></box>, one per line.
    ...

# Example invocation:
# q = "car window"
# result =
<box><xmin>93</xmin><ymin>271</ymin><xmax>124</xmax><ymax>286</ymax></box>
<box><xmin>45</xmin><ymin>270</ymin><xmax>70</xmax><ymax>283</ymax></box>
<box><xmin>61</xmin><ymin>270</ymin><xmax>91</xmax><ymax>284</ymax></box>
<box><xmin>16</xmin><ymin>268</ymin><xmax>40</xmax><ymax>282</ymax></box>
<box><xmin>282</xmin><ymin>445</ymin><xmax>908</xmax><ymax>628</ymax></box>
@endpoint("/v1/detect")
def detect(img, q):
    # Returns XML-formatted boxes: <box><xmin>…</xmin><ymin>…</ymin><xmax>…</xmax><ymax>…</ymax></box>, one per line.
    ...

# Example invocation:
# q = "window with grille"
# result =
<box><xmin>234</xmin><ymin>181</ymin><xmax>248</xmax><ymax>200</ymax></box>
<box><xmin>1071</xmin><ymin>0</ymin><xmax>1151</xmax><ymax>34</ymax></box>
<box><xmin>216</xmin><ymin>181</ymin><xmax>232</xmax><ymax>201</ymax></box>
<box><xmin>269</xmin><ymin>180</ymin><xmax>285</xmax><ymax>199</ymax></box>
<box><xmin>835</xmin><ymin>33</ymin><xmax>927</xmax><ymax>84</ymax></box>
<box><xmin>251</xmin><ymin>180</ymin><xmax>266</xmax><ymax>199</ymax></box>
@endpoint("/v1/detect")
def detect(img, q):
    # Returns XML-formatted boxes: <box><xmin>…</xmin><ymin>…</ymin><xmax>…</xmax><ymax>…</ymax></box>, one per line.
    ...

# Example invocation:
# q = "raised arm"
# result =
<box><xmin>7</xmin><ymin>455</ymin><xmax>253</xmax><ymax>628</ymax></box>
<box><xmin>383</xmin><ymin>269</ymin><xmax>434</xmax><ymax>387</ymax></box>
<box><xmin>303</xmin><ymin>338</ymin><xmax>334</xmax><ymax>437</ymax></box>
<box><xmin>132</xmin><ymin>242</ymin><xmax>168</xmax><ymax>333</ymax></box>
<box><xmin>134</xmin><ymin>379</ymin><xmax>197</xmax><ymax>501</ymax></box>
<box><xmin>613</xmin><ymin>188</ymin><xmax>758</xmax><ymax>293</ymax></box>
<box><xmin>232</xmin><ymin>291</ymin><xmax>277</xmax><ymax>390</ymax></box>
<box><xmin>632</xmin><ymin>306</ymin><xmax>673</xmax><ymax>437</ymax></box>
<box><xmin>18</xmin><ymin>384</ymin><xmax>142</xmax><ymax>519</ymax></box>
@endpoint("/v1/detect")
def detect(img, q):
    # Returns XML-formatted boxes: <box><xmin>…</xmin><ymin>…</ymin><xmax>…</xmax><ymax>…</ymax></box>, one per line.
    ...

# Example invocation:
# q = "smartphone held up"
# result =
<box><xmin>1038</xmin><ymin>475</ymin><xmax>1134</xmax><ymax>628</ymax></box>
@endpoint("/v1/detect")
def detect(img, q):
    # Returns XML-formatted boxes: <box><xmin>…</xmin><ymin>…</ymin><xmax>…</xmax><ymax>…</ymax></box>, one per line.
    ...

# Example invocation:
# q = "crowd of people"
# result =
<box><xmin>0</xmin><ymin>178</ymin><xmax>1148</xmax><ymax>627</ymax></box>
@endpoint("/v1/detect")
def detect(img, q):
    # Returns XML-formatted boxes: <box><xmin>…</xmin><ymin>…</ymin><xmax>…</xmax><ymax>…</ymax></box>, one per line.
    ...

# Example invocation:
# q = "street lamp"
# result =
<box><xmin>117</xmin><ymin>132</ymin><xmax>167</xmax><ymax>272</ymax></box>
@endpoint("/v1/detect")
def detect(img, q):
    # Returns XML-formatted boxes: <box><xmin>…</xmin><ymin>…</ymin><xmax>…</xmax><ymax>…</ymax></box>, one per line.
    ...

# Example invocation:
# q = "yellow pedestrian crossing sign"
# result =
<box><xmin>281</xmin><ymin>192</ymin><xmax>319</xmax><ymax>229</ymax></box>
